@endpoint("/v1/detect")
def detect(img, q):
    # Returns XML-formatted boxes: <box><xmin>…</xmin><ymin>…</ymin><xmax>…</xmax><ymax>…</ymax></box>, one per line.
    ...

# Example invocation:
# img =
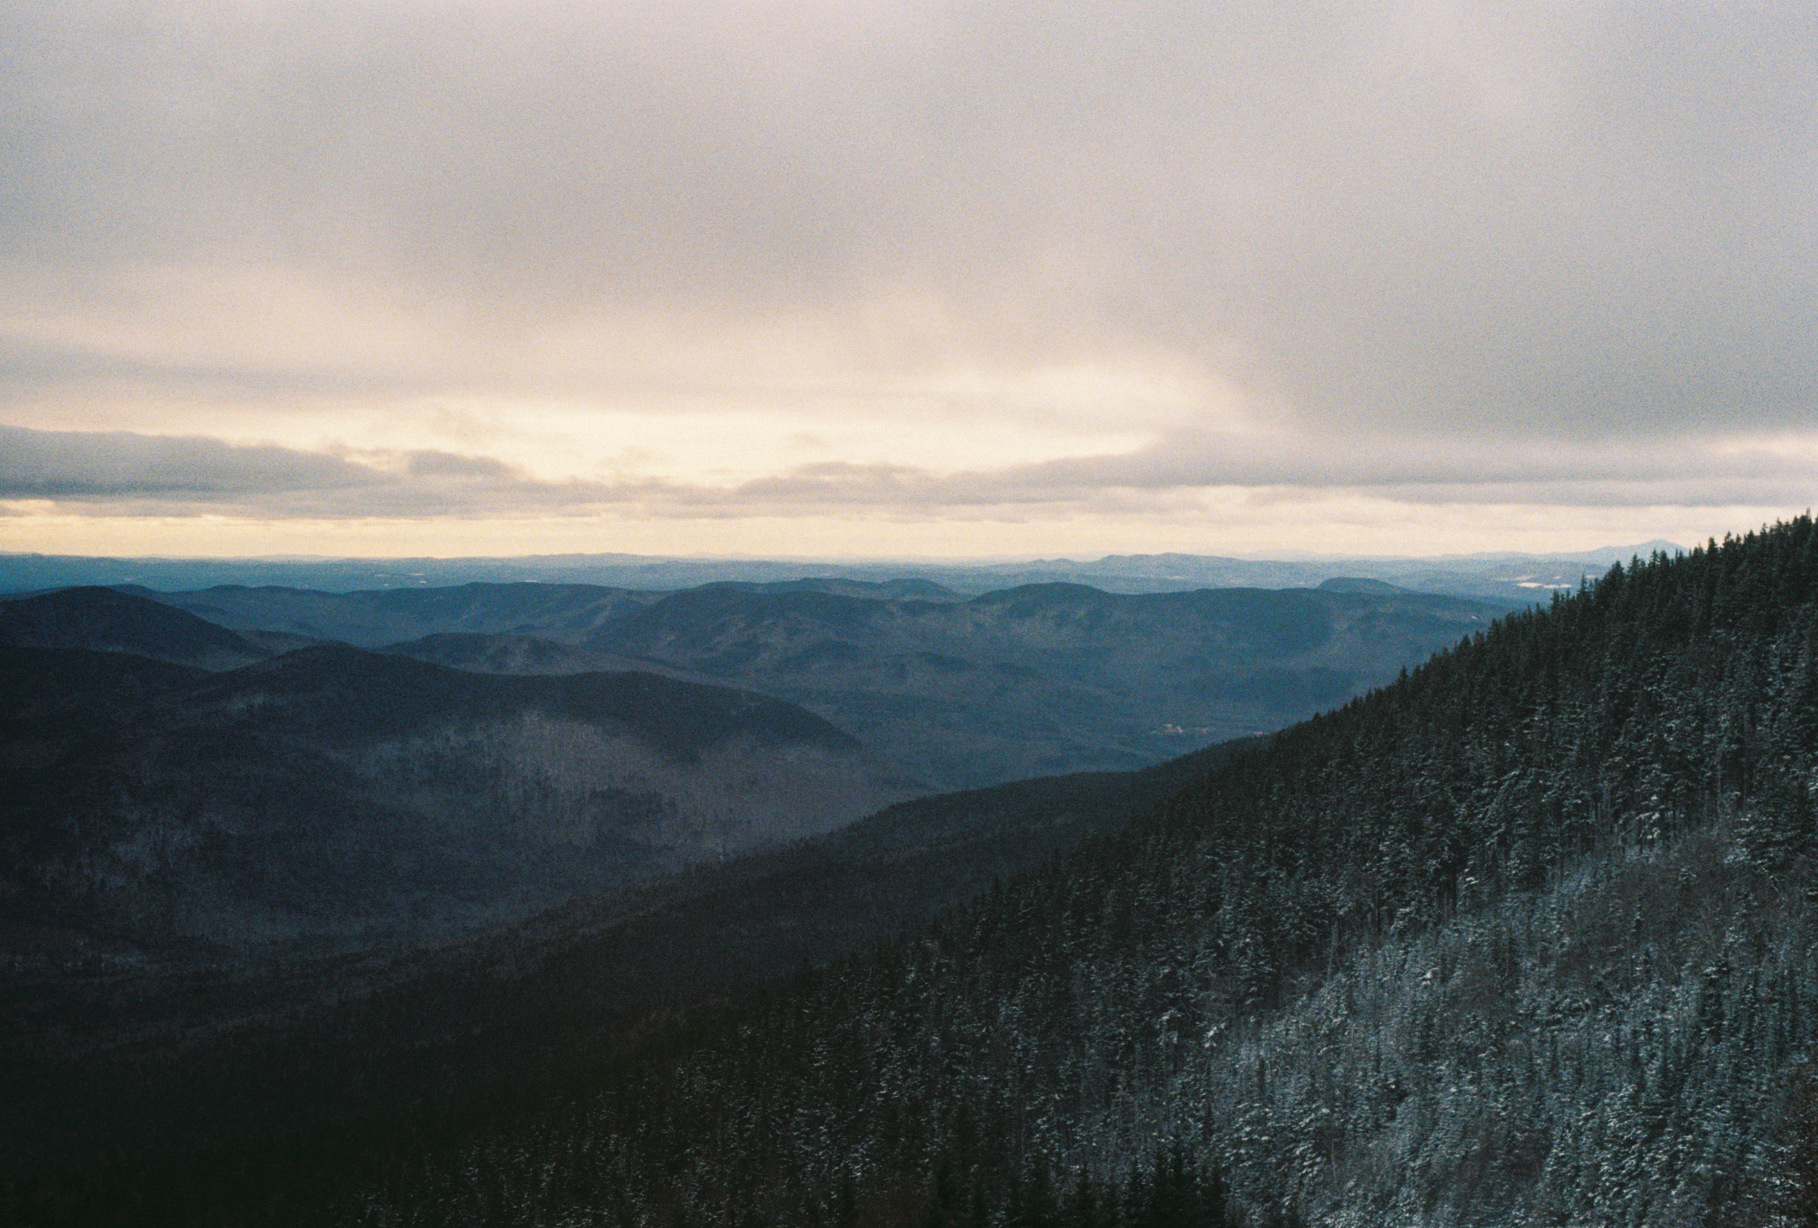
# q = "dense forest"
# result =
<box><xmin>10</xmin><ymin>520</ymin><xmax>1818</xmax><ymax>1225</ymax></box>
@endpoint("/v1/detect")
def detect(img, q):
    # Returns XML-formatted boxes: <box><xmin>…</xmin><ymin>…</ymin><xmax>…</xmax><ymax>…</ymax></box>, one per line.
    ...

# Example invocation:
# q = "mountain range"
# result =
<box><xmin>7</xmin><ymin>527</ymin><xmax>1814</xmax><ymax>1226</ymax></box>
<box><xmin>0</xmin><ymin>544</ymin><xmax>1679</xmax><ymax>604</ymax></box>
<box><xmin>135</xmin><ymin>577</ymin><xmax>1506</xmax><ymax>789</ymax></box>
<box><xmin>0</xmin><ymin>572</ymin><xmax>1496</xmax><ymax>964</ymax></box>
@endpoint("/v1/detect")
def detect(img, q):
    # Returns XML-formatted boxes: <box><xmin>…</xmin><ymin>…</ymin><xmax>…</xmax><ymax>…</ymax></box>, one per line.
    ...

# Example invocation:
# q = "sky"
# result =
<box><xmin>2</xmin><ymin>0</ymin><xmax>1816</xmax><ymax>560</ymax></box>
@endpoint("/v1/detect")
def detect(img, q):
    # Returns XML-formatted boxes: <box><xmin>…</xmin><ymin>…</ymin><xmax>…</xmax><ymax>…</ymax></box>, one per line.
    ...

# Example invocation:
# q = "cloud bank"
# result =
<box><xmin>2</xmin><ymin>1</ymin><xmax>1815</xmax><ymax>554</ymax></box>
<box><xmin>7</xmin><ymin>423</ymin><xmax>1811</xmax><ymax>526</ymax></box>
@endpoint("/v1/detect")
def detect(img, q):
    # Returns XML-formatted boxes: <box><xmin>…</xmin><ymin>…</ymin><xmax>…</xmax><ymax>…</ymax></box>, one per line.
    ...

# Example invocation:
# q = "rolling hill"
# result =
<box><xmin>0</xmin><ymin>585</ymin><xmax>272</xmax><ymax>670</ymax></box>
<box><xmin>141</xmin><ymin>581</ymin><xmax>664</xmax><ymax>648</ymax></box>
<box><xmin>145</xmin><ymin>578</ymin><xmax>1510</xmax><ymax>789</ymax></box>
<box><xmin>0</xmin><ymin>596</ymin><xmax>921</xmax><ymax>963</ymax></box>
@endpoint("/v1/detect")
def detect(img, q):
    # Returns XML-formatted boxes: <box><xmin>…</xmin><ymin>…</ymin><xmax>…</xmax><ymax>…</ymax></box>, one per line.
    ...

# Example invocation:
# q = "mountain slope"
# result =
<box><xmin>270</xmin><ymin>523</ymin><xmax>1818</xmax><ymax>1226</ymax></box>
<box><xmin>0</xmin><ymin>642</ymin><xmax>920</xmax><ymax>961</ymax></box>
<box><xmin>381</xmin><ymin>631</ymin><xmax>721</xmax><ymax>682</ymax></box>
<box><xmin>0</xmin><ymin>586</ymin><xmax>271</xmax><ymax>669</ymax></box>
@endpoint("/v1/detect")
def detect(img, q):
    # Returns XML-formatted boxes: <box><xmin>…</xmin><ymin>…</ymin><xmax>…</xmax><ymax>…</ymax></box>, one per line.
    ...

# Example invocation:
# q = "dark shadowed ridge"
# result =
<box><xmin>0</xmin><ymin>636</ymin><xmax>923</xmax><ymax>987</ymax></box>
<box><xmin>1315</xmin><ymin>576</ymin><xmax>1409</xmax><ymax>594</ymax></box>
<box><xmin>181</xmin><ymin>643</ymin><xmax>864</xmax><ymax>759</ymax></box>
<box><xmin>0</xmin><ymin>586</ymin><xmax>270</xmax><ymax>669</ymax></box>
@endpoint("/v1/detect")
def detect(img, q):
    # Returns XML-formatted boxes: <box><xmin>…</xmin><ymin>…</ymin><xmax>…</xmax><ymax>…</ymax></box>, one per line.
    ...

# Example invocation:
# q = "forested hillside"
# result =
<box><xmin>0</xmin><ymin>586</ymin><xmax>271</xmax><ymax>670</ymax></box>
<box><xmin>0</xmin><ymin>622</ymin><xmax>918</xmax><ymax>962</ymax></box>
<box><xmin>148</xmin><ymin>582</ymin><xmax>664</xmax><ymax>648</ymax></box>
<box><xmin>188</xmin><ymin>520</ymin><xmax>1818</xmax><ymax>1228</ymax></box>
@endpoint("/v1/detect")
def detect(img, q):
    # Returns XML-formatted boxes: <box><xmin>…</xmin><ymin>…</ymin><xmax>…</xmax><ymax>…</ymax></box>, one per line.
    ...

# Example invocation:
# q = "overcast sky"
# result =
<box><xmin>3</xmin><ymin>0</ymin><xmax>1815</xmax><ymax>559</ymax></box>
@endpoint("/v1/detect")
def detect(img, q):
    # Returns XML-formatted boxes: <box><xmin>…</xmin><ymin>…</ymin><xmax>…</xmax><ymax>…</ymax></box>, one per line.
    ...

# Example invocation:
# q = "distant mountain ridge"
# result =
<box><xmin>0</xmin><ymin>543</ymin><xmax>1679</xmax><ymax>603</ymax></box>
<box><xmin>135</xmin><ymin>580</ymin><xmax>663</xmax><ymax>647</ymax></box>
<box><xmin>380</xmin><ymin>632</ymin><xmax>721</xmax><ymax>681</ymax></box>
<box><xmin>556</xmin><ymin>579</ymin><xmax>1508</xmax><ymax>787</ymax></box>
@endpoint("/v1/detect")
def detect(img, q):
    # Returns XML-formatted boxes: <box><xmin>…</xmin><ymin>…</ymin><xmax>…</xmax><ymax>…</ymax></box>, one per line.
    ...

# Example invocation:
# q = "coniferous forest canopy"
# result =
<box><xmin>9</xmin><ymin>522</ymin><xmax>1818</xmax><ymax>1224</ymax></box>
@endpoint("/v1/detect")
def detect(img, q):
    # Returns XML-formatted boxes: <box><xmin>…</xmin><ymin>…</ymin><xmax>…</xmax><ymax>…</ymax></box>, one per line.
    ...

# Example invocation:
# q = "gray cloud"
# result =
<box><xmin>0</xmin><ymin>333</ymin><xmax>437</xmax><ymax>402</ymax></box>
<box><xmin>4</xmin><ymin>0</ymin><xmax>1816</xmax><ymax>455</ymax></box>
<box><xmin>6</xmin><ymin>424</ymin><xmax>1811</xmax><ymax>528</ymax></box>
<box><xmin>1013</xmin><ymin>428</ymin><xmax>1815</xmax><ymax>493</ymax></box>
<box><xmin>0</xmin><ymin>424</ymin><xmax>714</xmax><ymax>518</ymax></box>
<box><xmin>739</xmin><ymin>432</ymin><xmax>1818</xmax><ymax>511</ymax></box>
<box><xmin>0</xmin><ymin>423</ymin><xmax>385</xmax><ymax>500</ymax></box>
